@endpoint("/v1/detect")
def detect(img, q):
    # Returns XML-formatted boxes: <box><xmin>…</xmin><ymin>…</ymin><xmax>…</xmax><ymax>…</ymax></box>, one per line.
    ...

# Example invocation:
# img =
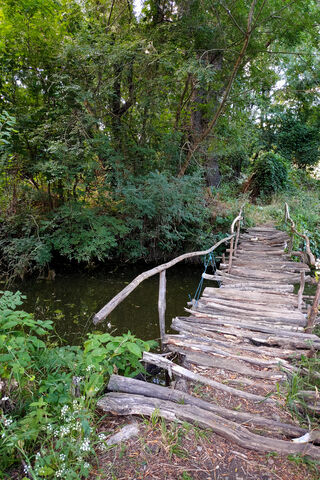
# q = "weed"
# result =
<box><xmin>287</xmin><ymin>454</ymin><xmax>320</xmax><ymax>474</ymax></box>
<box><xmin>181</xmin><ymin>472</ymin><xmax>194</xmax><ymax>480</ymax></box>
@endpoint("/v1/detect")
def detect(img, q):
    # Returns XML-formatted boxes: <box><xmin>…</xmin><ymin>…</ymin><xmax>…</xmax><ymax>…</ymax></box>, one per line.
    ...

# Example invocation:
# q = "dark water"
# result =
<box><xmin>15</xmin><ymin>264</ymin><xmax>207</xmax><ymax>345</ymax></box>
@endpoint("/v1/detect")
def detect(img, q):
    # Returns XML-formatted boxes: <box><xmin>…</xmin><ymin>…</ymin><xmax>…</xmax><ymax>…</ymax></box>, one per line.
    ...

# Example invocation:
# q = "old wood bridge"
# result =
<box><xmin>94</xmin><ymin>204</ymin><xmax>320</xmax><ymax>460</ymax></box>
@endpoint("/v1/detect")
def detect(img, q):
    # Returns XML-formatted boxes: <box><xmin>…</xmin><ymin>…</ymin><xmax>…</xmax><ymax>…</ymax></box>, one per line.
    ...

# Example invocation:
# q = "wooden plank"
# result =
<box><xmin>143</xmin><ymin>352</ymin><xmax>276</xmax><ymax>404</ymax></box>
<box><xmin>185</xmin><ymin>307</ymin><xmax>305</xmax><ymax>327</ymax></box>
<box><xmin>107</xmin><ymin>375</ymin><xmax>305</xmax><ymax>437</ymax></box>
<box><xmin>172</xmin><ymin>318</ymin><xmax>320</xmax><ymax>349</ymax></box>
<box><xmin>164</xmin><ymin>333</ymin><xmax>309</xmax><ymax>360</ymax></box>
<box><xmin>98</xmin><ymin>393</ymin><xmax>320</xmax><ymax>459</ymax></box>
<box><xmin>193</xmin><ymin>300</ymin><xmax>306</xmax><ymax>323</ymax></box>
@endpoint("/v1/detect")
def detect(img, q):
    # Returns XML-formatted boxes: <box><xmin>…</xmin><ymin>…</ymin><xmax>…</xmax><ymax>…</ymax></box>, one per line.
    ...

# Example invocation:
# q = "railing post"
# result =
<box><xmin>228</xmin><ymin>236</ymin><xmax>234</xmax><ymax>273</ymax></box>
<box><xmin>288</xmin><ymin>229</ymin><xmax>293</xmax><ymax>254</ymax></box>
<box><xmin>158</xmin><ymin>270</ymin><xmax>166</xmax><ymax>348</ymax></box>
<box><xmin>305</xmin><ymin>280</ymin><xmax>320</xmax><ymax>334</ymax></box>
<box><xmin>234</xmin><ymin>218</ymin><xmax>241</xmax><ymax>255</ymax></box>
<box><xmin>297</xmin><ymin>270</ymin><xmax>305</xmax><ymax>311</ymax></box>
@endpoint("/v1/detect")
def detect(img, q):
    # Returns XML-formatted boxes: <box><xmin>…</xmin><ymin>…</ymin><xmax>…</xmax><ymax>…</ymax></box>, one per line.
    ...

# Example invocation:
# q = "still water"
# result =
<box><xmin>17</xmin><ymin>264</ymin><xmax>206</xmax><ymax>345</ymax></box>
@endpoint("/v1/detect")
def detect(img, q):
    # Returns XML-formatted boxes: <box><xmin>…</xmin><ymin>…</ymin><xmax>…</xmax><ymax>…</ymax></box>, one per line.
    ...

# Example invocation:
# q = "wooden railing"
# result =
<box><xmin>284</xmin><ymin>202</ymin><xmax>315</xmax><ymax>267</ymax></box>
<box><xmin>93</xmin><ymin>205</ymin><xmax>244</xmax><ymax>344</ymax></box>
<box><xmin>284</xmin><ymin>202</ymin><xmax>319</xmax><ymax>333</ymax></box>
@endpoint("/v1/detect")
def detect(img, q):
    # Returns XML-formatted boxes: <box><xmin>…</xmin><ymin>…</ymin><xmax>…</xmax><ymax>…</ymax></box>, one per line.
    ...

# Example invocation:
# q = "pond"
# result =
<box><xmin>15</xmin><ymin>263</ymin><xmax>208</xmax><ymax>345</ymax></box>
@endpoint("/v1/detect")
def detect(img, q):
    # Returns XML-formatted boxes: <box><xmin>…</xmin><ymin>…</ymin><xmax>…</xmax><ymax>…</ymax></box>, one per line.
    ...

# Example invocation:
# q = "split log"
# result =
<box><xmin>107</xmin><ymin>375</ymin><xmax>305</xmax><ymax>437</ymax></box>
<box><xmin>142</xmin><ymin>352</ymin><xmax>276</xmax><ymax>404</ymax></box>
<box><xmin>219</xmin><ymin>282</ymin><xmax>294</xmax><ymax>293</ymax></box>
<box><xmin>197</xmin><ymin>297</ymin><xmax>304</xmax><ymax>320</ymax></box>
<box><xmin>164</xmin><ymin>333</ymin><xmax>292</xmax><ymax>371</ymax></box>
<box><xmin>164</xmin><ymin>332</ymin><xmax>308</xmax><ymax>360</ymax></box>
<box><xmin>176</xmin><ymin>315</ymin><xmax>304</xmax><ymax>337</ymax></box>
<box><xmin>165</xmin><ymin>344</ymin><xmax>284</xmax><ymax>380</ymax></box>
<box><xmin>173</xmin><ymin>317</ymin><xmax>320</xmax><ymax>350</ymax></box>
<box><xmin>184</xmin><ymin>307</ymin><xmax>305</xmax><ymax>327</ymax></box>
<box><xmin>188</xmin><ymin>303</ymin><xmax>306</xmax><ymax>326</ymax></box>
<box><xmin>97</xmin><ymin>393</ymin><xmax>320</xmax><ymax>459</ymax></box>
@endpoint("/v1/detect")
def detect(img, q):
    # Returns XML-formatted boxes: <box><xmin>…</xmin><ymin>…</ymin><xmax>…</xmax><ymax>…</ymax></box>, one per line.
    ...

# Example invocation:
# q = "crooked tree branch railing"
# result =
<box><xmin>284</xmin><ymin>203</ymin><xmax>319</xmax><ymax>333</ymax></box>
<box><xmin>284</xmin><ymin>202</ymin><xmax>315</xmax><ymax>267</ymax></box>
<box><xmin>93</xmin><ymin>206</ymin><xmax>244</xmax><ymax>344</ymax></box>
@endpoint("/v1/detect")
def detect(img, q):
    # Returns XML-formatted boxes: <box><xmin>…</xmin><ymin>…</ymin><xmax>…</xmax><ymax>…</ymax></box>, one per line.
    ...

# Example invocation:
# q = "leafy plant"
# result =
<box><xmin>250</xmin><ymin>151</ymin><xmax>290</xmax><ymax>200</ymax></box>
<box><xmin>0</xmin><ymin>291</ymin><xmax>156</xmax><ymax>478</ymax></box>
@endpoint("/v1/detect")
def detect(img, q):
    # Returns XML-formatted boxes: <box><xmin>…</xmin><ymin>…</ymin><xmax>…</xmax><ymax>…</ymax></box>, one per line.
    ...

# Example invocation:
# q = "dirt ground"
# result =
<box><xmin>89</xmin><ymin>414</ymin><xmax>319</xmax><ymax>480</ymax></box>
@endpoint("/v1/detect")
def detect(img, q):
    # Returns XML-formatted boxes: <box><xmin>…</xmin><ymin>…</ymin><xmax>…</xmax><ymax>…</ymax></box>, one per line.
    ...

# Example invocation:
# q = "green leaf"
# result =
<box><xmin>126</xmin><ymin>342</ymin><xmax>142</xmax><ymax>357</ymax></box>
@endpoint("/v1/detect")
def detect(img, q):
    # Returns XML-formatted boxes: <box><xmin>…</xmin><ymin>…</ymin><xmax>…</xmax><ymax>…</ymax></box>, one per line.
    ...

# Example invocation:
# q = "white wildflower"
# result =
<box><xmin>1</xmin><ymin>396</ymin><xmax>9</xmax><ymax>401</ymax></box>
<box><xmin>60</xmin><ymin>425</ymin><xmax>71</xmax><ymax>436</ymax></box>
<box><xmin>86</xmin><ymin>364</ymin><xmax>94</xmax><ymax>372</ymax></box>
<box><xmin>55</xmin><ymin>468</ymin><xmax>65</xmax><ymax>478</ymax></box>
<box><xmin>80</xmin><ymin>438</ymin><xmax>90</xmax><ymax>452</ymax></box>
<box><xmin>59</xmin><ymin>453</ymin><xmax>66</xmax><ymax>461</ymax></box>
<box><xmin>84</xmin><ymin>463</ymin><xmax>90</xmax><ymax>469</ymax></box>
<box><xmin>98</xmin><ymin>433</ymin><xmax>106</xmax><ymax>441</ymax></box>
<box><xmin>47</xmin><ymin>424</ymin><xmax>53</xmax><ymax>432</ymax></box>
<box><xmin>3</xmin><ymin>417</ymin><xmax>13</xmax><ymax>427</ymax></box>
<box><xmin>61</xmin><ymin>405</ymin><xmax>69</xmax><ymax>417</ymax></box>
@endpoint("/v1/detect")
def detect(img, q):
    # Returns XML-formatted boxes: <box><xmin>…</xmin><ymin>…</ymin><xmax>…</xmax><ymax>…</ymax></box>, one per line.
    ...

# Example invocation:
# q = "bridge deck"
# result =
<box><xmin>98</xmin><ymin>225</ymin><xmax>320</xmax><ymax>461</ymax></box>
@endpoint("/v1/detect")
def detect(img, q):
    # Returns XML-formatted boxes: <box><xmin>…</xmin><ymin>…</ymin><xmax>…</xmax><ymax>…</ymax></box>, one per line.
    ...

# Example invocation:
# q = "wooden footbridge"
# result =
<box><xmin>94</xmin><ymin>205</ymin><xmax>320</xmax><ymax>460</ymax></box>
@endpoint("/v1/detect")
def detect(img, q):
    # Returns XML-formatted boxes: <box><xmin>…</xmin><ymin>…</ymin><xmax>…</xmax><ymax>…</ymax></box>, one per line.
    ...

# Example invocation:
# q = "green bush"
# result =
<box><xmin>250</xmin><ymin>151</ymin><xmax>290</xmax><ymax>200</ymax></box>
<box><xmin>0</xmin><ymin>290</ymin><xmax>156</xmax><ymax>478</ymax></box>
<box><xmin>115</xmin><ymin>171</ymin><xmax>214</xmax><ymax>261</ymax></box>
<box><xmin>0</xmin><ymin>172</ymin><xmax>215</xmax><ymax>278</ymax></box>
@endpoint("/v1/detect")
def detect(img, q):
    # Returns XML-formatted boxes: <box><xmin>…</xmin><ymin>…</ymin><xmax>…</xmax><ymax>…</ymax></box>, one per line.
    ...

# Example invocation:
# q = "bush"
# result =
<box><xmin>250</xmin><ymin>151</ymin><xmax>289</xmax><ymax>200</ymax></box>
<box><xmin>0</xmin><ymin>290</ymin><xmax>156</xmax><ymax>478</ymax></box>
<box><xmin>115</xmin><ymin>172</ymin><xmax>214</xmax><ymax>261</ymax></box>
<box><xmin>0</xmin><ymin>172</ymin><xmax>215</xmax><ymax>278</ymax></box>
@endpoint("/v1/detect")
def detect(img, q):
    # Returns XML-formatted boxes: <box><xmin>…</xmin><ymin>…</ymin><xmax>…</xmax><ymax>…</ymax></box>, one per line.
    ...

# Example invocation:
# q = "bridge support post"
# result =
<box><xmin>158</xmin><ymin>270</ymin><xmax>166</xmax><ymax>348</ymax></box>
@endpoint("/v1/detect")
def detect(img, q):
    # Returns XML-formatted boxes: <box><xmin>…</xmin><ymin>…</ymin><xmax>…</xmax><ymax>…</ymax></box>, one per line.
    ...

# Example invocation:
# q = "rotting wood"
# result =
<box><xmin>95</xmin><ymin>216</ymin><xmax>319</xmax><ymax>461</ymax></box>
<box><xmin>164</xmin><ymin>333</ymin><xmax>309</xmax><ymax>360</ymax></box>
<box><xmin>184</xmin><ymin>307</ymin><xmax>306</xmax><ymax>327</ymax></box>
<box><xmin>107</xmin><ymin>375</ymin><xmax>305</xmax><ymax>437</ymax></box>
<box><xmin>171</xmin><ymin>317</ymin><xmax>320</xmax><ymax>350</ymax></box>
<box><xmin>143</xmin><ymin>352</ymin><xmax>276</xmax><ymax>404</ymax></box>
<box><xmin>97</xmin><ymin>393</ymin><xmax>320</xmax><ymax>459</ymax></box>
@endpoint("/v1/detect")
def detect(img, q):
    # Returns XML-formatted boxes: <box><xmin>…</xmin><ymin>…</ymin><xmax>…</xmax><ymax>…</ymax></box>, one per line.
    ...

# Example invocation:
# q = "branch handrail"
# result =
<box><xmin>93</xmin><ymin>205</ymin><xmax>245</xmax><ymax>332</ymax></box>
<box><xmin>284</xmin><ymin>202</ymin><xmax>319</xmax><ymax>333</ymax></box>
<box><xmin>284</xmin><ymin>202</ymin><xmax>316</xmax><ymax>267</ymax></box>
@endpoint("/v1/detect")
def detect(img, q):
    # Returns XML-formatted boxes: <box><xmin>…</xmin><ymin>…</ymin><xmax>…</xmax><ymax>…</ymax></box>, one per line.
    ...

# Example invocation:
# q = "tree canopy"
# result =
<box><xmin>0</xmin><ymin>0</ymin><xmax>319</xmax><ymax>277</ymax></box>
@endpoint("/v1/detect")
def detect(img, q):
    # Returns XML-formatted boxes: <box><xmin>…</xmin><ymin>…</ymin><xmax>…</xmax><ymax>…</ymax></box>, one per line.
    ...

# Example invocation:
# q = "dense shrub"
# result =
<box><xmin>0</xmin><ymin>172</ymin><xmax>214</xmax><ymax>279</ymax></box>
<box><xmin>116</xmin><ymin>172</ymin><xmax>213</xmax><ymax>261</ymax></box>
<box><xmin>250</xmin><ymin>151</ymin><xmax>290</xmax><ymax>200</ymax></box>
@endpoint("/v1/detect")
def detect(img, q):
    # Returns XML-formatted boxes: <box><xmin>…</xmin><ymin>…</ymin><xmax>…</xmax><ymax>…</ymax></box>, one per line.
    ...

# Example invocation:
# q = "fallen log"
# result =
<box><xmin>97</xmin><ymin>393</ymin><xmax>320</xmax><ymax>459</ymax></box>
<box><xmin>107</xmin><ymin>375</ymin><xmax>305</xmax><ymax>437</ymax></box>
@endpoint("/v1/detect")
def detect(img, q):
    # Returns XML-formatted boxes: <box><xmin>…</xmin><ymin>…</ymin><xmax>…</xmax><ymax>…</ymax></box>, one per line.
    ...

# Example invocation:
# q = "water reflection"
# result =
<box><xmin>17</xmin><ymin>264</ymin><xmax>205</xmax><ymax>345</ymax></box>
